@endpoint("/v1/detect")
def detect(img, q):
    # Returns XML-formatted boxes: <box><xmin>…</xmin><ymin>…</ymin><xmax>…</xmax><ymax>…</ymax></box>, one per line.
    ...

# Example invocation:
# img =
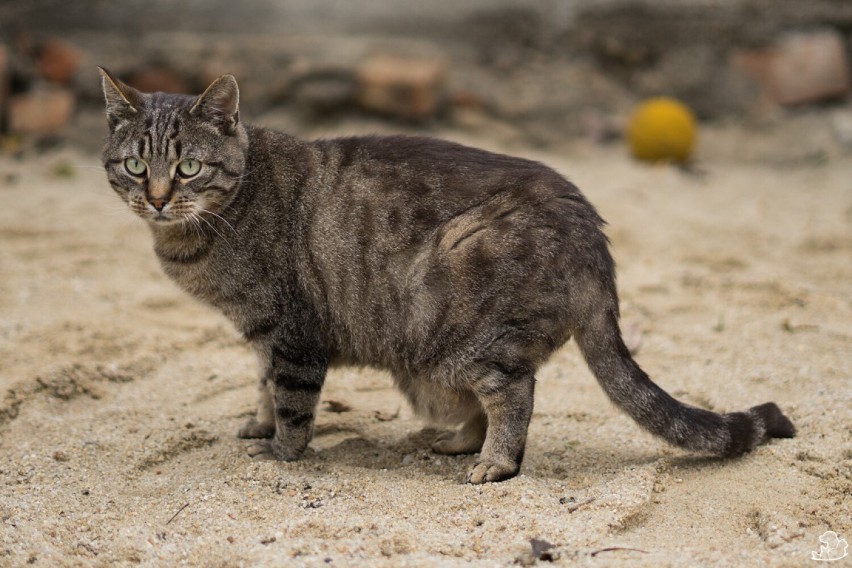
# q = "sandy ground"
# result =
<box><xmin>0</xmin><ymin>115</ymin><xmax>850</xmax><ymax>567</ymax></box>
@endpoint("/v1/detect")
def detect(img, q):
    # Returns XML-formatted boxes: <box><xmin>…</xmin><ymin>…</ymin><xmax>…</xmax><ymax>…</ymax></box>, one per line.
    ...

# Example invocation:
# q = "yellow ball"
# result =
<box><xmin>627</xmin><ymin>97</ymin><xmax>697</xmax><ymax>163</ymax></box>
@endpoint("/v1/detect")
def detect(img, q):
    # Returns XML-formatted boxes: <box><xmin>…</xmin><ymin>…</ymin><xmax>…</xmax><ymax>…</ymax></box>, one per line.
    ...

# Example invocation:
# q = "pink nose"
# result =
<box><xmin>149</xmin><ymin>198</ymin><xmax>167</xmax><ymax>211</ymax></box>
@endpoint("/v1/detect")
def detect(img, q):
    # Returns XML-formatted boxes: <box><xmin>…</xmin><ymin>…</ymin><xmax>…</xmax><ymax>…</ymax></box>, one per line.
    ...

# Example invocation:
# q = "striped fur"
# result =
<box><xmin>100</xmin><ymin>69</ymin><xmax>795</xmax><ymax>483</ymax></box>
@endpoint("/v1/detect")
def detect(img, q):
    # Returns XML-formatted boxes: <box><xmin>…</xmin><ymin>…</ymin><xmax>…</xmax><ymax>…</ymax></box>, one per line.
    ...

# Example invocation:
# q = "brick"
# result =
<box><xmin>732</xmin><ymin>30</ymin><xmax>850</xmax><ymax>106</ymax></box>
<box><xmin>290</xmin><ymin>69</ymin><xmax>357</xmax><ymax>115</ymax></box>
<box><xmin>357</xmin><ymin>54</ymin><xmax>447</xmax><ymax>120</ymax></box>
<box><xmin>8</xmin><ymin>88</ymin><xmax>75</xmax><ymax>134</ymax></box>
<box><xmin>0</xmin><ymin>44</ymin><xmax>8</xmax><ymax>122</ymax></box>
<box><xmin>126</xmin><ymin>66</ymin><xmax>191</xmax><ymax>94</ymax></box>
<box><xmin>37</xmin><ymin>37</ymin><xmax>83</xmax><ymax>85</ymax></box>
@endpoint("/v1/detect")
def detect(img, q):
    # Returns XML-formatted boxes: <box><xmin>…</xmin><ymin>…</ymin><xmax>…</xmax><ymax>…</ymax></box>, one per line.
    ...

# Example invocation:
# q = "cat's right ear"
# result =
<box><xmin>98</xmin><ymin>66</ymin><xmax>141</xmax><ymax>129</ymax></box>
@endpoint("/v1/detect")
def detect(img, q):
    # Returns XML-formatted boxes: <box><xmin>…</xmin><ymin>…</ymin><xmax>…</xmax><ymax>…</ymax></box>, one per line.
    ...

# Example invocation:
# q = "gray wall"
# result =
<box><xmin>4</xmin><ymin>0</ymin><xmax>577</xmax><ymax>36</ymax></box>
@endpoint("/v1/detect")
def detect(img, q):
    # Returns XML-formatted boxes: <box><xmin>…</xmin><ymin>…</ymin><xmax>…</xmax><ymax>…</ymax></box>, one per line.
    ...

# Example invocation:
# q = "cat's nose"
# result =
<box><xmin>149</xmin><ymin>198</ymin><xmax>167</xmax><ymax>211</ymax></box>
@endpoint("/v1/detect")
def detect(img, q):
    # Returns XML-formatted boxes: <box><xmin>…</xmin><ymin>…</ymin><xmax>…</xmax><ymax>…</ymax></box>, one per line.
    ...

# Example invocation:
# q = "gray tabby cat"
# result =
<box><xmin>99</xmin><ymin>68</ymin><xmax>795</xmax><ymax>483</ymax></box>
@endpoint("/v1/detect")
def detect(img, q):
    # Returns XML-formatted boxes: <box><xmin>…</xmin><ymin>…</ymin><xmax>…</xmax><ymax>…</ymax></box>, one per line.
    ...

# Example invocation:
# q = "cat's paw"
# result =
<box><xmin>244</xmin><ymin>438</ymin><xmax>307</xmax><ymax>461</ymax></box>
<box><xmin>432</xmin><ymin>430</ymin><xmax>484</xmax><ymax>455</ymax></box>
<box><xmin>237</xmin><ymin>417</ymin><xmax>275</xmax><ymax>439</ymax></box>
<box><xmin>466</xmin><ymin>458</ymin><xmax>519</xmax><ymax>484</ymax></box>
<box><xmin>246</xmin><ymin>441</ymin><xmax>276</xmax><ymax>460</ymax></box>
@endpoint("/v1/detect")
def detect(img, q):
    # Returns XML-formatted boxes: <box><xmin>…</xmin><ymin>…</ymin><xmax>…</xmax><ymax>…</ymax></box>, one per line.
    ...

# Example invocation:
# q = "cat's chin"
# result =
<box><xmin>145</xmin><ymin>213</ymin><xmax>186</xmax><ymax>226</ymax></box>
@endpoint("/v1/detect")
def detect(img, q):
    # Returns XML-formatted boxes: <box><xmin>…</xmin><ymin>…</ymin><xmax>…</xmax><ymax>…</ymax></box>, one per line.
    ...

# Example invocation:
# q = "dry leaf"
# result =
<box><xmin>323</xmin><ymin>400</ymin><xmax>352</xmax><ymax>413</ymax></box>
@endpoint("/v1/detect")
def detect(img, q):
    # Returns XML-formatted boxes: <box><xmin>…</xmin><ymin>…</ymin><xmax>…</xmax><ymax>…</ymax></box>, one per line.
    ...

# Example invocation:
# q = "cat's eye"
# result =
<box><xmin>176</xmin><ymin>159</ymin><xmax>201</xmax><ymax>178</ymax></box>
<box><xmin>124</xmin><ymin>157</ymin><xmax>147</xmax><ymax>176</ymax></box>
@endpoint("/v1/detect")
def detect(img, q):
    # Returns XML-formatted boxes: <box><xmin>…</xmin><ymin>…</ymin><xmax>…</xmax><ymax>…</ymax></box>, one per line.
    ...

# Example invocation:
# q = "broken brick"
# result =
<box><xmin>37</xmin><ymin>37</ymin><xmax>83</xmax><ymax>85</ymax></box>
<box><xmin>732</xmin><ymin>30</ymin><xmax>851</xmax><ymax>106</ymax></box>
<box><xmin>8</xmin><ymin>88</ymin><xmax>75</xmax><ymax>134</ymax></box>
<box><xmin>126</xmin><ymin>67</ymin><xmax>191</xmax><ymax>94</ymax></box>
<box><xmin>357</xmin><ymin>54</ymin><xmax>447</xmax><ymax>120</ymax></box>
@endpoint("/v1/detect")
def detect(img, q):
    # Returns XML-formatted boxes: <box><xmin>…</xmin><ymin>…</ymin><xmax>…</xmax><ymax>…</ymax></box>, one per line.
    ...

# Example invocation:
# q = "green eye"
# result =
<box><xmin>177</xmin><ymin>159</ymin><xmax>201</xmax><ymax>178</ymax></box>
<box><xmin>124</xmin><ymin>157</ymin><xmax>147</xmax><ymax>176</ymax></box>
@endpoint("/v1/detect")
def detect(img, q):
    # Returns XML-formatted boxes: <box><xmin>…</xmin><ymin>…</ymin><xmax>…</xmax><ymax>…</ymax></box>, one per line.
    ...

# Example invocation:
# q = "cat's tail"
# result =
<box><xmin>574</xmin><ymin>309</ymin><xmax>795</xmax><ymax>456</ymax></box>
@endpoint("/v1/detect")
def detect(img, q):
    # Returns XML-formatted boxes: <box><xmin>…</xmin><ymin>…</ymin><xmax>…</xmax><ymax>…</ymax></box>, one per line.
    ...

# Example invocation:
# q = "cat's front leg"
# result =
<box><xmin>244</xmin><ymin>344</ymin><xmax>327</xmax><ymax>461</ymax></box>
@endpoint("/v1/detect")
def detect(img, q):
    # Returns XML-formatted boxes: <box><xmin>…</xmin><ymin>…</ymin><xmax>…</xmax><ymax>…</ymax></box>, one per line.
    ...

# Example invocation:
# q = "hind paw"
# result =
<box><xmin>432</xmin><ymin>430</ymin><xmax>484</xmax><ymax>455</ymax></box>
<box><xmin>237</xmin><ymin>417</ymin><xmax>275</xmax><ymax>439</ymax></box>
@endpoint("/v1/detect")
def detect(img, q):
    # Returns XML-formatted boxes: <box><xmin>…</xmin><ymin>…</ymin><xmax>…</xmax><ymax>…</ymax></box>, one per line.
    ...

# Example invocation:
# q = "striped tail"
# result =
<box><xmin>575</xmin><ymin>309</ymin><xmax>795</xmax><ymax>456</ymax></box>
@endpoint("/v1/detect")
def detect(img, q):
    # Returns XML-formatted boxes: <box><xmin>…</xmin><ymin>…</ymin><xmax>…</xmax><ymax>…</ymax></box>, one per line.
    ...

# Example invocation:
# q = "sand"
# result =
<box><xmin>0</xmin><ymin>116</ymin><xmax>850</xmax><ymax>567</ymax></box>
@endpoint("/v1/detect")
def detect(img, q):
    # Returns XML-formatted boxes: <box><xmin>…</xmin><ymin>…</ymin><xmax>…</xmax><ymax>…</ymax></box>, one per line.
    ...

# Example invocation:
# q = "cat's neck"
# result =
<box><xmin>149</xmin><ymin>219</ymin><xmax>219</xmax><ymax>265</ymax></box>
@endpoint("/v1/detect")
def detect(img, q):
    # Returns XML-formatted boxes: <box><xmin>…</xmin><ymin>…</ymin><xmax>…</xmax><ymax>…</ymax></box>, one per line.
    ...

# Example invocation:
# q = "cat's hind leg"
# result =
<box><xmin>237</xmin><ymin>378</ymin><xmax>275</xmax><ymax>439</ymax></box>
<box><xmin>465</xmin><ymin>366</ymin><xmax>535</xmax><ymax>484</ymax></box>
<box><xmin>432</xmin><ymin>411</ymin><xmax>487</xmax><ymax>455</ymax></box>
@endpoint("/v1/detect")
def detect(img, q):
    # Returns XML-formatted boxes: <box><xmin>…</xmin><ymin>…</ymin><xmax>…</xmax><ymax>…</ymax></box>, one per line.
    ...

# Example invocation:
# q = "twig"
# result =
<box><xmin>166</xmin><ymin>502</ymin><xmax>190</xmax><ymax>525</ymax></box>
<box><xmin>566</xmin><ymin>496</ymin><xmax>595</xmax><ymax>513</ymax></box>
<box><xmin>590</xmin><ymin>546</ymin><xmax>649</xmax><ymax>557</ymax></box>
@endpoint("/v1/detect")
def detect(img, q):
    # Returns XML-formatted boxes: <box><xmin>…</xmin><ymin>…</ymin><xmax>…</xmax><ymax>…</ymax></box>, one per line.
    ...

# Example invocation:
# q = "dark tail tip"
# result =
<box><xmin>750</xmin><ymin>402</ymin><xmax>796</xmax><ymax>439</ymax></box>
<box><xmin>724</xmin><ymin>402</ymin><xmax>795</xmax><ymax>457</ymax></box>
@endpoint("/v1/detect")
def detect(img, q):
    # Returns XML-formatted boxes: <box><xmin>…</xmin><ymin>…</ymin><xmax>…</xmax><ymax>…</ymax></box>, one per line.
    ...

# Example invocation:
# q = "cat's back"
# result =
<box><xmin>313</xmin><ymin>134</ymin><xmax>562</xmax><ymax>199</ymax></box>
<box><xmin>304</xmin><ymin>134</ymin><xmax>602</xmax><ymax>239</ymax></box>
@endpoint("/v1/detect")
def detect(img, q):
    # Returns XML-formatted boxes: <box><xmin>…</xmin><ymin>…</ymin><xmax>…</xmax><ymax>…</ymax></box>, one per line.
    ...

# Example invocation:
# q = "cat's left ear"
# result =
<box><xmin>190</xmin><ymin>75</ymin><xmax>240</xmax><ymax>135</ymax></box>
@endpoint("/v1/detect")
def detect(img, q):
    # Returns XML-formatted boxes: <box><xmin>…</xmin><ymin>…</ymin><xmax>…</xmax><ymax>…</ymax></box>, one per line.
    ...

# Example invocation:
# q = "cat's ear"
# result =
<box><xmin>189</xmin><ymin>75</ymin><xmax>240</xmax><ymax>135</ymax></box>
<box><xmin>98</xmin><ymin>66</ymin><xmax>141</xmax><ymax>129</ymax></box>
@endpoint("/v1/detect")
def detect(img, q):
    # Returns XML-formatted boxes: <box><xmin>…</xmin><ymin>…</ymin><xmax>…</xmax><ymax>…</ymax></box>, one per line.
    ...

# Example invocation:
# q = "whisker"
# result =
<box><xmin>200</xmin><ymin>208</ymin><xmax>237</xmax><ymax>236</ymax></box>
<box><xmin>186</xmin><ymin>212</ymin><xmax>203</xmax><ymax>239</ymax></box>
<box><xmin>193</xmin><ymin>209</ymin><xmax>234</xmax><ymax>250</ymax></box>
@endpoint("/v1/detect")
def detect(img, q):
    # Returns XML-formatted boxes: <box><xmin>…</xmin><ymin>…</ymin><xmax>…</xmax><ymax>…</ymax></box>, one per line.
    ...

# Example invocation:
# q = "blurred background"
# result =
<box><xmin>0</xmin><ymin>0</ymin><xmax>850</xmax><ymax>158</ymax></box>
<box><xmin>0</xmin><ymin>5</ymin><xmax>850</xmax><ymax>565</ymax></box>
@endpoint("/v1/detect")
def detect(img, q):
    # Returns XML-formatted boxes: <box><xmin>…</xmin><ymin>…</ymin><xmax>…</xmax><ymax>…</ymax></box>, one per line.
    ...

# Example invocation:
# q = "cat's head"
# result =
<box><xmin>99</xmin><ymin>67</ymin><xmax>249</xmax><ymax>225</ymax></box>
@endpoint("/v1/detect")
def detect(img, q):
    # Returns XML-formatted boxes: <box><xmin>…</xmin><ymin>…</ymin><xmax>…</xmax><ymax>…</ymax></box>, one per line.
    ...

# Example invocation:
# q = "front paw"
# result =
<box><xmin>237</xmin><ymin>417</ymin><xmax>275</xmax><ymax>439</ymax></box>
<box><xmin>466</xmin><ymin>458</ymin><xmax>520</xmax><ymax>484</ymax></box>
<box><xmin>244</xmin><ymin>438</ymin><xmax>306</xmax><ymax>461</ymax></box>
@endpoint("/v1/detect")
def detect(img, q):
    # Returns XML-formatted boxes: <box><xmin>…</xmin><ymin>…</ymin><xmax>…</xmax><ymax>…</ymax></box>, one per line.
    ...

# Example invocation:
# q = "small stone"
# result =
<box><xmin>622</xmin><ymin>321</ymin><xmax>643</xmax><ymax>355</ymax></box>
<box><xmin>357</xmin><ymin>54</ymin><xmax>447</xmax><ymax>120</ymax></box>
<box><xmin>8</xmin><ymin>88</ymin><xmax>75</xmax><ymax>134</ymax></box>
<box><xmin>53</xmin><ymin>450</ymin><xmax>69</xmax><ymax>462</ymax></box>
<box><xmin>830</xmin><ymin>110</ymin><xmax>852</xmax><ymax>149</ymax></box>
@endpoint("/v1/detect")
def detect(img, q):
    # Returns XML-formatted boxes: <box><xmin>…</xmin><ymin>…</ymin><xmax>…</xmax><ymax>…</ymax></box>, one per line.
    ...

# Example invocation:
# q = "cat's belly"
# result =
<box><xmin>394</xmin><ymin>372</ymin><xmax>481</xmax><ymax>425</ymax></box>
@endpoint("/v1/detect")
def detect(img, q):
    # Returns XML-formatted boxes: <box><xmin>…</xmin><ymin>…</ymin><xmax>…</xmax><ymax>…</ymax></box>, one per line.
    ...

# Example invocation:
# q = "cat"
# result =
<box><xmin>99</xmin><ymin>68</ymin><xmax>795</xmax><ymax>483</ymax></box>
